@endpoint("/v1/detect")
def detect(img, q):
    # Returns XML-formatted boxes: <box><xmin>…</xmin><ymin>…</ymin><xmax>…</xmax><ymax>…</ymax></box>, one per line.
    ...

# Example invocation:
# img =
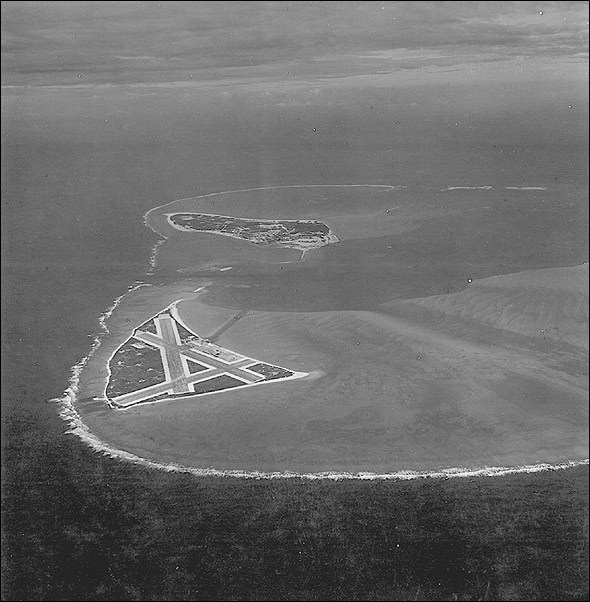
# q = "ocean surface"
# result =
<box><xmin>2</xmin><ymin>77</ymin><xmax>588</xmax><ymax>429</ymax></box>
<box><xmin>2</xmin><ymin>79</ymin><xmax>588</xmax><ymax>469</ymax></box>
<box><xmin>0</xmin><ymin>72</ymin><xmax>588</xmax><ymax>602</ymax></box>
<box><xmin>2</xmin><ymin>1</ymin><xmax>588</xmax><ymax>597</ymax></box>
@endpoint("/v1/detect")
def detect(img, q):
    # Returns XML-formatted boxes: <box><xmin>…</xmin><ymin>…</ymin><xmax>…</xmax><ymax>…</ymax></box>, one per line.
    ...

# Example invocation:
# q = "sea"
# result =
<box><xmin>2</xmin><ymin>78</ymin><xmax>588</xmax><ymax>477</ymax></box>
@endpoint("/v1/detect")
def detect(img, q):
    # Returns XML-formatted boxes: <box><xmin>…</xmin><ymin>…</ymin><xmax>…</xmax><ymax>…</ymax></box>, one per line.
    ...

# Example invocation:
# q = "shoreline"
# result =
<box><xmin>103</xmin><ymin>291</ymin><xmax>309</xmax><ymax>410</ymax></box>
<box><xmin>53</xmin><ymin>341</ymin><xmax>589</xmax><ymax>480</ymax></box>
<box><xmin>165</xmin><ymin>211</ymin><xmax>340</xmax><ymax>255</ymax></box>
<box><xmin>142</xmin><ymin>183</ymin><xmax>403</xmax><ymax>242</ymax></box>
<box><xmin>98</xmin><ymin>286</ymin><xmax>212</xmax><ymax>406</ymax></box>
<box><xmin>53</xmin><ymin>185</ymin><xmax>587</xmax><ymax>481</ymax></box>
<box><xmin>52</xmin><ymin>281</ymin><xmax>589</xmax><ymax>481</ymax></box>
<box><xmin>52</xmin><ymin>380</ymin><xmax>590</xmax><ymax>480</ymax></box>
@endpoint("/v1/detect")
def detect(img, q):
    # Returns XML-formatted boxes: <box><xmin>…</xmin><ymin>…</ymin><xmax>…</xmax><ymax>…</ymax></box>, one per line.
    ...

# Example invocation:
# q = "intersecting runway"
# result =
<box><xmin>108</xmin><ymin>310</ymin><xmax>295</xmax><ymax>408</ymax></box>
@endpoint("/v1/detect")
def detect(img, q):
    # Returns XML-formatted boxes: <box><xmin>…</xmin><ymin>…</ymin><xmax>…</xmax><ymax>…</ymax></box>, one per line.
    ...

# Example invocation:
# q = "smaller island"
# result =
<box><xmin>166</xmin><ymin>212</ymin><xmax>339</xmax><ymax>254</ymax></box>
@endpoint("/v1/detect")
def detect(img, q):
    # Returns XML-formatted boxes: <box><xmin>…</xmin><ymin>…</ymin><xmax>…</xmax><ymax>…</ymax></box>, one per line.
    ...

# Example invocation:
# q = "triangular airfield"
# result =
<box><xmin>106</xmin><ymin>310</ymin><xmax>305</xmax><ymax>409</ymax></box>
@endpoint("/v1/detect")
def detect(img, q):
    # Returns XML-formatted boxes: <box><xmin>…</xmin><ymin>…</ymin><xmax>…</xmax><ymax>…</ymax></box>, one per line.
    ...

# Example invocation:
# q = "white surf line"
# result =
<box><xmin>146</xmin><ymin>239</ymin><xmax>165</xmax><ymax>276</ymax></box>
<box><xmin>58</xmin><ymin>282</ymin><xmax>153</xmax><ymax>410</ymax></box>
<box><xmin>55</xmin><ymin>392</ymin><xmax>590</xmax><ymax>480</ymax></box>
<box><xmin>53</xmin><ymin>290</ymin><xmax>589</xmax><ymax>480</ymax></box>
<box><xmin>441</xmin><ymin>186</ymin><xmax>494</xmax><ymax>191</ymax></box>
<box><xmin>98</xmin><ymin>283</ymin><xmax>150</xmax><ymax>335</ymax></box>
<box><xmin>142</xmin><ymin>209</ymin><xmax>170</xmax><ymax>276</ymax></box>
<box><xmin>145</xmin><ymin>184</ymin><xmax>403</xmax><ymax>223</ymax></box>
<box><xmin>54</xmin><ymin>186</ymin><xmax>586</xmax><ymax>480</ymax></box>
<box><xmin>53</xmin><ymin>306</ymin><xmax>590</xmax><ymax>478</ymax></box>
<box><xmin>100</xmin><ymin>289</ymin><xmax>210</xmax><ymax>402</ymax></box>
<box><xmin>168</xmin><ymin>183</ymin><xmax>404</xmax><ymax>204</ymax></box>
<box><xmin>503</xmin><ymin>186</ymin><xmax>547</xmax><ymax>190</ymax></box>
<box><xmin>441</xmin><ymin>185</ymin><xmax>548</xmax><ymax>192</ymax></box>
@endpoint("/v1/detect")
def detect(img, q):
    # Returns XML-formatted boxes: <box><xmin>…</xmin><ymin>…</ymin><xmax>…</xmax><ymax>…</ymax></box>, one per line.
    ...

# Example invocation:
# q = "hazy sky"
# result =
<box><xmin>1</xmin><ymin>1</ymin><xmax>588</xmax><ymax>87</ymax></box>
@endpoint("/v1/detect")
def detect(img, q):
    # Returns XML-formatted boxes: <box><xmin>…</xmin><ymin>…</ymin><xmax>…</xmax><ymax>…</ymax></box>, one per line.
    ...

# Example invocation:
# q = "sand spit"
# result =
<box><xmin>442</xmin><ymin>186</ymin><xmax>494</xmax><ymax>191</ymax></box>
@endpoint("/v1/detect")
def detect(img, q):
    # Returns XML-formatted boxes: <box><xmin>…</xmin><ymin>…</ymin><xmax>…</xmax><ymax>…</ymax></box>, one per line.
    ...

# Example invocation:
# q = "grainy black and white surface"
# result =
<box><xmin>2</xmin><ymin>2</ymin><xmax>588</xmax><ymax>600</ymax></box>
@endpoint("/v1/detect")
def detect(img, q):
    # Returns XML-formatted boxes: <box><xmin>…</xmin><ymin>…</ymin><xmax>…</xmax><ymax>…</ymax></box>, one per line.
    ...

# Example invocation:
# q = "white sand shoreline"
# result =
<box><xmin>143</xmin><ymin>184</ymin><xmax>402</xmax><ymax>236</ymax></box>
<box><xmin>165</xmin><ymin>211</ymin><xmax>340</xmax><ymax>255</ymax></box>
<box><xmin>53</xmin><ymin>386</ymin><xmax>590</xmax><ymax>479</ymax></box>
<box><xmin>103</xmin><ymin>293</ymin><xmax>309</xmax><ymax>409</ymax></box>
<box><xmin>53</xmin><ymin>285</ymin><xmax>589</xmax><ymax>480</ymax></box>
<box><xmin>52</xmin><ymin>186</ymin><xmax>586</xmax><ymax>481</ymax></box>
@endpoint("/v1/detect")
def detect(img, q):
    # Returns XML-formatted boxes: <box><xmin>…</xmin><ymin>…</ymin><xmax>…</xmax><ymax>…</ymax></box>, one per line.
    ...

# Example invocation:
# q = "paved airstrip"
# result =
<box><xmin>109</xmin><ymin>309</ymin><xmax>306</xmax><ymax>408</ymax></box>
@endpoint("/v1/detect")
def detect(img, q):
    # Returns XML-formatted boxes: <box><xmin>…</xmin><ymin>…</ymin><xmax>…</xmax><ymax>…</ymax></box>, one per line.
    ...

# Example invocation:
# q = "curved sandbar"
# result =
<box><xmin>70</xmin><ymin>185</ymin><xmax>587</xmax><ymax>476</ymax></box>
<box><xmin>75</xmin><ymin>265</ymin><xmax>588</xmax><ymax>475</ymax></box>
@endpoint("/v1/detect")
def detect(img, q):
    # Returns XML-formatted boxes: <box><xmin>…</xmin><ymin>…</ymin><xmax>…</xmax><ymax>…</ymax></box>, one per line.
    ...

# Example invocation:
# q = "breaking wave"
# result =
<box><xmin>52</xmin><ymin>381</ymin><xmax>590</xmax><ymax>480</ymax></box>
<box><xmin>52</xmin><ymin>310</ymin><xmax>589</xmax><ymax>481</ymax></box>
<box><xmin>442</xmin><ymin>186</ymin><xmax>494</xmax><ymax>191</ymax></box>
<box><xmin>52</xmin><ymin>185</ymin><xmax>586</xmax><ymax>482</ymax></box>
<box><xmin>504</xmin><ymin>186</ymin><xmax>547</xmax><ymax>190</ymax></box>
<box><xmin>441</xmin><ymin>185</ymin><xmax>548</xmax><ymax>192</ymax></box>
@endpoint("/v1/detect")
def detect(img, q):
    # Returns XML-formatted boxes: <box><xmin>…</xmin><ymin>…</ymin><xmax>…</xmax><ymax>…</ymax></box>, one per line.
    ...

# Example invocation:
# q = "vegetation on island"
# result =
<box><xmin>105</xmin><ymin>341</ymin><xmax>166</xmax><ymax>398</ymax></box>
<box><xmin>168</xmin><ymin>212</ymin><xmax>336</xmax><ymax>250</ymax></box>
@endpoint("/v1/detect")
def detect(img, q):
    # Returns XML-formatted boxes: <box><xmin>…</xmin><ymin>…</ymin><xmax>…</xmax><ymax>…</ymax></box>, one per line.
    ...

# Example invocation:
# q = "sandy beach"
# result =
<box><xmin>75</xmin><ymin>255</ymin><xmax>588</xmax><ymax>475</ymax></box>
<box><xmin>4</xmin><ymin>3</ymin><xmax>589</xmax><ymax>597</ymax></box>
<box><xmin>69</xmin><ymin>184</ymin><xmax>589</xmax><ymax>475</ymax></box>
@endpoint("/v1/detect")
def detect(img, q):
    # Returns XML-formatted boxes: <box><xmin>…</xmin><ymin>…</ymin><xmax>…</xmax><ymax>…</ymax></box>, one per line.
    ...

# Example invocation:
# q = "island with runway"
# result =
<box><xmin>105</xmin><ymin>305</ymin><xmax>306</xmax><ymax>409</ymax></box>
<box><xmin>73</xmin><ymin>185</ymin><xmax>588</xmax><ymax>477</ymax></box>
